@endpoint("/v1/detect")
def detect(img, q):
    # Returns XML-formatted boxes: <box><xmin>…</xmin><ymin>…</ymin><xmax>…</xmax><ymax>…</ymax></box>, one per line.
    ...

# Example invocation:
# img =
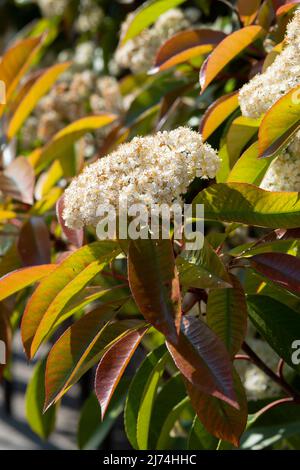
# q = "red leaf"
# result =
<box><xmin>128</xmin><ymin>238</ymin><xmax>181</xmax><ymax>344</ymax></box>
<box><xmin>17</xmin><ymin>217</ymin><xmax>51</xmax><ymax>266</ymax></box>
<box><xmin>56</xmin><ymin>195</ymin><xmax>84</xmax><ymax>248</ymax></box>
<box><xmin>238</xmin><ymin>0</ymin><xmax>262</xmax><ymax>25</ymax></box>
<box><xmin>0</xmin><ymin>157</ymin><xmax>34</xmax><ymax>204</ymax></box>
<box><xmin>167</xmin><ymin>315</ymin><xmax>238</xmax><ymax>409</ymax></box>
<box><xmin>95</xmin><ymin>327</ymin><xmax>147</xmax><ymax>419</ymax></box>
<box><xmin>187</xmin><ymin>368</ymin><xmax>247</xmax><ymax>447</ymax></box>
<box><xmin>153</xmin><ymin>29</ymin><xmax>226</xmax><ymax>72</ymax></box>
<box><xmin>250</xmin><ymin>252</ymin><xmax>300</xmax><ymax>293</ymax></box>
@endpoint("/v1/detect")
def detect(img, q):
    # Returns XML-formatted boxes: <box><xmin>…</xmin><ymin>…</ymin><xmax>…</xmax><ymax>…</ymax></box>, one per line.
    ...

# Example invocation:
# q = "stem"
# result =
<box><xmin>242</xmin><ymin>341</ymin><xmax>300</xmax><ymax>401</ymax></box>
<box><xmin>255</xmin><ymin>397</ymin><xmax>295</xmax><ymax>420</ymax></box>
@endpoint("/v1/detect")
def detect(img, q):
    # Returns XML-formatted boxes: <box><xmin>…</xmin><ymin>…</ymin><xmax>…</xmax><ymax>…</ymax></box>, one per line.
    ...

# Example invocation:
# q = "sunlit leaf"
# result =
<box><xmin>193</xmin><ymin>182</ymin><xmax>300</xmax><ymax>228</ymax></box>
<box><xmin>153</xmin><ymin>29</ymin><xmax>225</xmax><ymax>72</ymax></box>
<box><xmin>258</xmin><ymin>84</ymin><xmax>300</xmax><ymax>158</ymax></box>
<box><xmin>188</xmin><ymin>415</ymin><xmax>219</xmax><ymax>450</ymax></box>
<box><xmin>200</xmin><ymin>92</ymin><xmax>239</xmax><ymax>141</ymax></box>
<box><xmin>56</xmin><ymin>196</ymin><xmax>84</xmax><ymax>248</ymax></box>
<box><xmin>95</xmin><ymin>327</ymin><xmax>147</xmax><ymax>419</ymax></box>
<box><xmin>0</xmin><ymin>264</ymin><xmax>56</xmax><ymax>301</ymax></box>
<box><xmin>21</xmin><ymin>241</ymin><xmax>121</xmax><ymax>358</ymax></box>
<box><xmin>7</xmin><ymin>62</ymin><xmax>71</xmax><ymax>139</ymax></box>
<box><xmin>227</xmin><ymin>141</ymin><xmax>272</xmax><ymax>185</ymax></box>
<box><xmin>0</xmin><ymin>157</ymin><xmax>34</xmax><ymax>204</ymax></box>
<box><xmin>200</xmin><ymin>26</ymin><xmax>264</xmax><ymax>91</ymax></box>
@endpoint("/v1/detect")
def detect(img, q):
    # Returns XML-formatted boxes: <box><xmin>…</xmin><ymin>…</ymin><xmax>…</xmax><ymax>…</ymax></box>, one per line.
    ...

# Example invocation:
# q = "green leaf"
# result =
<box><xmin>25</xmin><ymin>359</ymin><xmax>56</xmax><ymax>439</ymax></box>
<box><xmin>120</xmin><ymin>0</ymin><xmax>187</xmax><ymax>45</ymax></box>
<box><xmin>124</xmin><ymin>344</ymin><xmax>167</xmax><ymax>449</ymax></box>
<box><xmin>176</xmin><ymin>239</ymin><xmax>232</xmax><ymax>290</ymax></box>
<box><xmin>136</xmin><ymin>352</ymin><xmax>168</xmax><ymax>449</ymax></box>
<box><xmin>128</xmin><ymin>238</ymin><xmax>181</xmax><ymax>344</ymax></box>
<box><xmin>247</xmin><ymin>295</ymin><xmax>300</xmax><ymax>373</ymax></box>
<box><xmin>227</xmin><ymin>142</ymin><xmax>273</xmax><ymax>185</ymax></box>
<box><xmin>207</xmin><ymin>274</ymin><xmax>247</xmax><ymax>358</ymax></box>
<box><xmin>0</xmin><ymin>264</ymin><xmax>56</xmax><ymax>301</ymax></box>
<box><xmin>156</xmin><ymin>396</ymin><xmax>191</xmax><ymax>449</ymax></box>
<box><xmin>148</xmin><ymin>372</ymin><xmax>187</xmax><ymax>449</ymax></box>
<box><xmin>45</xmin><ymin>308</ymin><xmax>143</xmax><ymax>409</ymax></box>
<box><xmin>193</xmin><ymin>182</ymin><xmax>300</xmax><ymax>228</ymax></box>
<box><xmin>258</xmin><ymin>84</ymin><xmax>300</xmax><ymax>158</ymax></box>
<box><xmin>188</xmin><ymin>415</ymin><xmax>219</xmax><ymax>450</ymax></box>
<box><xmin>21</xmin><ymin>241</ymin><xmax>121</xmax><ymax>358</ymax></box>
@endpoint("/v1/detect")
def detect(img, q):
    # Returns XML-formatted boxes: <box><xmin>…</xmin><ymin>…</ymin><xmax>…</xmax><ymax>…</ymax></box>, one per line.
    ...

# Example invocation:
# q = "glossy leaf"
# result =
<box><xmin>120</xmin><ymin>0</ymin><xmax>186</xmax><ymax>45</ymax></box>
<box><xmin>207</xmin><ymin>274</ymin><xmax>247</xmax><ymax>358</ymax></box>
<box><xmin>56</xmin><ymin>196</ymin><xmax>84</xmax><ymax>248</ymax></box>
<box><xmin>187</xmin><ymin>369</ymin><xmax>248</xmax><ymax>447</ymax></box>
<box><xmin>0</xmin><ymin>37</ymin><xmax>42</xmax><ymax>116</ymax></box>
<box><xmin>17</xmin><ymin>217</ymin><xmax>51</xmax><ymax>266</ymax></box>
<box><xmin>176</xmin><ymin>240</ymin><xmax>232</xmax><ymax>289</ymax></box>
<box><xmin>258</xmin><ymin>84</ymin><xmax>300</xmax><ymax>158</ymax></box>
<box><xmin>193</xmin><ymin>182</ymin><xmax>300</xmax><ymax>228</ymax></box>
<box><xmin>128</xmin><ymin>238</ymin><xmax>181</xmax><ymax>344</ymax></box>
<box><xmin>153</xmin><ymin>29</ymin><xmax>225</xmax><ymax>72</ymax></box>
<box><xmin>25</xmin><ymin>359</ymin><xmax>56</xmax><ymax>439</ymax></box>
<box><xmin>45</xmin><ymin>310</ymin><xmax>142</xmax><ymax>409</ymax></box>
<box><xmin>0</xmin><ymin>157</ymin><xmax>34</xmax><ymax>204</ymax></box>
<box><xmin>225</xmin><ymin>116</ymin><xmax>260</xmax><ymax>165</ymax></box>
<box><xmin>31</xmin><ymin>114</ymin><xmax>117</xmax><ymax>172</ymax></box>
<box><xmin>167</xmin><ymin>315</ymin><xmax>238</xmax><ymax>408</ymax></box>
<box><xmin>188</xmin><ymin>415</ymin><xmax>219</xmax><ymax>450</ymax></box>
<box><xmin>276</xmin><ymin>1</ymin><xmax>300</xmax><ymax>16</ymax></box>
<box><xmin>7</xmin><ymin>62</ymin><xmax>71</xmax><ymax>139</ymax></box>
<box><xmin>21</xmin><ymin>241</ymin><xmax>121</xmax><ymax>358</ymax></box>
<box><xmin>247</xmin><ymin>295</ymin><xmax>300</xmax><ymax>373</ymax></box>
<box><xmin>95</xmin><ymin>327</ymin><xmax>147</xmax><ymax>419</ymax></box>
<box><xmin>238</xmin><ymin>0</ymin><xmax>262</xmax><ymax>25</ymax></box>
<box><xmin>250</xmin><ymin>252</ymin><xmax>300</xmax><ymax>293</ymax></box>
<box><xmin>200</xmin><ymin>92</ymin><xmax>239</xmax><ymax>141</ymax></box>
<box><xmin>227</xmin><ymin>141</ymin><xmax>272</xmax><ymax>185</ymax></box>
<box><xmin>200</xmin><ymin>26</ymin><xmax>264</xmax><ymax>91</ymax></box>
<box><xmin>124</xmin><ymin>344</ymin><xmax>167</xmax><ymax>449</ymax></box>
<box><xmin>0</xmin><ymin>264</ymin><xmax>56</xmax><ymax>301</ymax></box>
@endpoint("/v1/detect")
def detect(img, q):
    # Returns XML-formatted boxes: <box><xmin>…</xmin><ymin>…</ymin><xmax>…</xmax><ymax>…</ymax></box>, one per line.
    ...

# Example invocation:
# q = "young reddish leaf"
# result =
<box><xmin>258</xmin><ymin>84</ymin><xmax>300</xmax><ymax>158</ymax></box>
<box><xmin>200</xmin><ymin>26</ymin><xmax>264</xmax><ymax>91</ymax></box>
<box><xmin>21</xmin><ymin>241</ymin><xmax>121</xmax><ymax>358</ymax></box>
<box><xmin>0</xmin><ymin>157</ymin><xmax>34</xmax><ymax>204</ymax></box>
<box><xmin>238</xmin><ymin>0</ymin><xmax>262</xmax><ymax>25</ymax></box>
<box><xmin>207</xmin><ymin>274</ymin><xmax>247</xmax><ymax>358</ymax></box>
<box><xmin>187</xmin><ymin>369</ymin><xmax>247</xmax><ymax>447</ymax></box>
<box><xmin>193</xmin><ymin>182</ymin><xmax>300</xmax><ymax>228</ymax></box>
<box><xmin>0</xmin><ymin>36</ymin><xmax>42</xmax><ymax>117</ymax></box>
<box><xmin>44</xmin><ymin>307</ymin><xmax>144</xmax><ymax>410</ymax></box>
<box><xmin>200</xmin><ymin>92</ymin><xmax>239</xmax><ymax>141</ymax></box>
<box><xmin>167</xmin><ymin>315</ymin><xmax>238</xmax><ymax>409</ymax></box>
<box><xmin>128</xmin><ymin>238</ymin><xmax>181</xmax><ymax>344</ymax></box>
<box><xmin>276</xmin><ymin>1</ymin><xmax>300</xmax><ymax>17</ymax></box>
<box><xmin>153</xmin><ymin>29</ymin><xmax>226</xmax><ymax>72</ymax></box>
<box><xmin>95</xmin><ymin>327</ymin><xmax>147</xmax><ymax>419</ymax></box>
<box><xmin>0</xmin><ymin>264</ymin><xmax>56</xmax><ymax>301</ymax></box>
<box><xmin>7</xmin><ymin>62</ymin><xmax>71</xmax><ymax>139</ymax></box>
<box><xmin>0</xmin><ymin>305</ymin><xmax>11</xmax><ymax>380</ymax></box>
<box><xmin>17</xmin><ymin>217</ymin><xmax>51</xmax><ymax>266</ymax></box>
<box><xmin>56</xmin><ymin>195</ymin><xmax>84</xmax><ymax>248</ymax></box>
<box><xmin>250</xmin><ymin>252</ymin><xmax>300</xmax><ymax>293</ymax></box>
<box><xmin>30</xmin><ymin>114</ymin><xmax>118</xmax><ymax>172</ymax></box>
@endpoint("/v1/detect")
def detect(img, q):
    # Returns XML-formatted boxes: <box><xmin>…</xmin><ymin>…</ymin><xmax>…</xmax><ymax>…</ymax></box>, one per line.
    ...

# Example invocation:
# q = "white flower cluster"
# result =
<box><xmin>239</xmin><ymin>10</ymin><xmax>300</xmax><ymax>118</ymax></box>
<box><xmin>36</xmin><ymin>0</ymin><xmax>68</xmax><ymax>17</ymax></box>
<box><xmin>22</xmin><ymin>71</ymin><xmax>123</xmax><ymax>151</ymax></box>
<box><xmin>75</xmin><ymin>0</ymin><xmax>103</xmax><ymax>33</ymax></box>
<box><xmin>62</xmin><ymin>127</ymin><xmax>220</xmax><ymax>229</ymax></box>
<box><xmin>260</xmin><ymin>131</ymin><xmax>300</xmax><ymax>192</ymax></box>
<box><xmin>115</xmin><ymin>9</ymin><xmax>192</xmax><ymax>74</ymax></box>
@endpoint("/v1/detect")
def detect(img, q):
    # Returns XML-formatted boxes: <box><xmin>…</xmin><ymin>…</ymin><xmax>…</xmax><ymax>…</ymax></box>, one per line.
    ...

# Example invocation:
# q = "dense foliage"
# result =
<box><xmin>1</xmin><ymin>0</ymin><xmax>300</xmax><ymax>450</ymax></box>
